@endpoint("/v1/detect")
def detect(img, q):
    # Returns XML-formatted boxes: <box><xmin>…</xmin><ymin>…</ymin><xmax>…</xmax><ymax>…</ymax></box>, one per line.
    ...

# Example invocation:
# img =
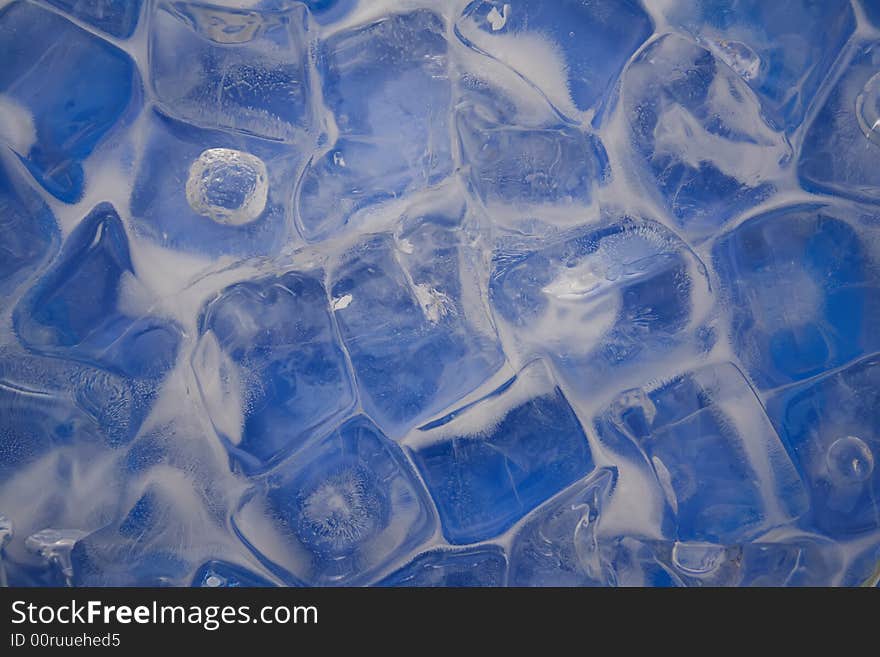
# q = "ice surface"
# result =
<box><xmin>0</xmin><ymin>158</ymin><xmax>59</xmax><ymax>299</ymax></box>
<box><xmin>297</xmin><ymin>10</ymin><xmax>452</xmax><ymax>240</ymax></box>
<box><xmin>329</xmin><ymin>212</ymin><xmax>504</xmax><ymax>435</ymax></box>
<box><xmin>13</xmin><ymin>203</ymin><xmax>183</xmax><ymax>379</ymax></box>
<box><xmin>232</xmin><ymin>415</ymin><xmax>434</xmax><ymax>585</ymax></box>
<box><xmin>45</xmin><ymin>0</ymin><xmax>143</xmax><ymax>38</ymax></box>
<box><xmin>194</xmin><ymin>268</ymin><xmax>355</xmax><ymax>474</ymax></box>
<box><xmin>712</xmin><ymin>203</ymin><xmax>880</xmax><ymax>390</ymax></box>
<box><xmin>408</xmin><ymin>360</ymin><xmax>594</xmax><ymax>544</ymax></box>
<box><xmin>620</xmin><ymin>33</ymin><xmax>790</xmax><ymax>239</ymax></box>
<box><xmin>1</xmin><ymin>0</ymin><xmax>878</xmax><ymax>588</ymax></box>
<box><xmin>191</xmin><ymin>559</ymin><xmax>276</xmax><ymax>587</ymax></box>
<box><xmin>0</xmin><ymin>1</ymin><xmax>137</xmax><ymax>202</ymax></box>
<box><xmin>658</xmin><ymin>0</ymin><xmax>855</xmax><ymax>130</ymax></box>
<box><xmin>150</xmin><ymin>0</ymin><xmax>313</xmax><ymax>142</ymax></box>
<box><xmin>378</xmin><ymin>546</ymin><xmax>507</xmax><ymax>587</ymax></box>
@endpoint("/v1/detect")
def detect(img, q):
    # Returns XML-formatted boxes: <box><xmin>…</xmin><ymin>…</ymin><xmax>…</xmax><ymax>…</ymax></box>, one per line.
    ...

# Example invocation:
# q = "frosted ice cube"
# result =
<box><xmin>232</xmin><ymin>415</ymin><xmax>435</xmax><ymax>586</ymax></box>
<box><xmin>490</xmin><ymin>216</ymin><xmax>714</xmax><ymax>398</ymax></box>
<box><xmin>150</xmin><ymin>0</ymin><xmax>313</xmax><ymax>142</ymax></box>
<box><xmin>131</xmin><ymin>109</ymin><xmax>298</xmax><ymax>257</ymax></box>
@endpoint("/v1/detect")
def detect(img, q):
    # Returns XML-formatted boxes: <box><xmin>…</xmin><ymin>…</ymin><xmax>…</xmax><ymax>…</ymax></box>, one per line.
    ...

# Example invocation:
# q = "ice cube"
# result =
<box><xmin>659</xmin><ymin>0</ymin><xmax>855</xmax><ymax>130</ymax></box>
<box><xmin>508</xmin><ymin>468</ymin><xmax>617</xmax><ymax>586</ymax></box>
<box><xmin>377</xmin><ymin>546</ymin><xmax>507</xmax><ymax>587</ymax></box>
<box><xmin>130</xmin><ymin>109</ymin><xmax>300</xmax><ymax>257</ymax></box>
<box><xmin>329</xmin><ymin>213</ymin><xmax>504</xmax><ymax>435</ymax></box>
<box><xmin>596</xmin><ymin>363</ymin><xmax>808</xmax><ymax>544</ymax></box>
<box><xmin>0</xmin><ymin>1</ymin><xmax>137</xmax><ymax>202</ymax></box>
<box><xmin>620</xmin><ymin>34</ymin><xmax>790</xmax><ymax>239</ymax></box>
<box><xmin>232</xmin><ymin>415</ymin><xmax>434</xmax><ymax>586</ymax></box>
<box><xmin>457</xmin><ymin>100</ymin><xmax>607</xmax><ymax>209</ymax></box>
<box><xmin>456</xmin><ymin>0</ymin><xmax>653</xmax><ymax>117</ymax></box>
<box><xmin>712</xmin><ymin>203</ymin><xmax>880</xmax><ymax>390</ymax></box>
<box><xmin>407</xmin><ymin>360</ymin><xmax>595</xmax><ymax>544</ymax></box>
<box><xmin>799</xmin><ymin>42</ymin><xmax>880</xmax><ymax>203</ymax></box>
<box><xmin>194</xmin><ymin>269</ymin><xmax>355</xmax><ymax>474</ymax></box>
<box><xmin>0</xmin><ymin>158</ymin><xmax>59</xmax><ymax>299</ymax></box>
<box><xmin>46</xmin><ymin>0</ymin><xmax>143</xmax><ymax>38</ymax></box>
<box><xmin>13</xmin><ymin>203</ymin><xmax>183</xmax><ymax>378</ymax></box>
<box><xmin>766</xmin><ymin>353</ymin><xmax>880</xmax><ymax>539</ymax></box>
<box><xmin>490</xmin><ymin>216</ymin><xmax>714</xmax><ymax>398</ymax></box>
<box><xmin>150</xmin><ymin>0</ymin><xmax>313</xmax><ymax>142</ymax></box>
<box><xmin>297</xmin><ymin>10</ymin><xmax>452</xmax><ymax>240</ymax></box>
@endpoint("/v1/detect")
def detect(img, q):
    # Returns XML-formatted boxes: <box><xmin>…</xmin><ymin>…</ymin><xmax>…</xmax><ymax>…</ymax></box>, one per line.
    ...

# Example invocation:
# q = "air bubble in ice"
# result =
<box><xmin>856</xmin><ymin>72</ymin><xmax>880</xmax><ymax>146</ymax></box>
<box><xmin>826</xmin><ymin>436</ymin><xmax>874</xmax><ymax>484</ymax></box>
<box><xmin>185</xmin><ymin>148</ymin><xmax>268</xmax><ymax>226</ymax></box>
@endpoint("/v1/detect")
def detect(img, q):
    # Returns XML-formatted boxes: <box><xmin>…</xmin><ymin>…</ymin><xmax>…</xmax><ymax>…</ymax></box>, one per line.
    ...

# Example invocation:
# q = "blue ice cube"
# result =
<box><xmin>297</xmin><ymin>10</ymin><xmax>452</xmax><ymax>240</ymax></box>
<box><xmin>456</xmin><ymin>0</ymin><xmax>652</xmax><ymax>117</ymax></box>
<box><xmin>303</xmin><ymin>0</ymin><xmax>355</xmax><ymax>24</ymax></box>
<box><xmin>330</xmin><ymin>215</ymin><xmax>504</xmax><ymax>435</ymax></box>
<box><xmin>712</xmin><ymin>203</ymin><xmax>880</xmax><ymax>390</ymax></box>
<box><xmin>660</xmin><ymin>0</ymin><xmax>855</xmax><ymax>130</ymax></box>
<box><xmin>13</xmin><ymin>203</ymin><xmax>183</xmax><ymax>379</ymax></box>
<box><xmin>232</xmin><ymin>415</ymin><xmax>434</xmax><ymax>586</ymax></box>
<box><xmin>457</xmin><ymin>101</ymin><xmax>607</xmax><ymax>209</ymax></box>
<box><xmin>508</xmin><ymin>468</ymin><xmax>617</xmax><ymax>586</ymax></box>
<box><xmin>799</xmin><ymin>42</ymin><xmax>880</xmax><ymax>203</ymax></box>
<box><xmin>130</xmin><ymin>109</ymin><xmax>298</xmax><ymax>257</ymax></box>
<box><xmin>621</xmin><ymin>34</ymin><xmax>790</xmax><ymax>239</ymax></box>
<box><xmin>194</xmin><ymin>269</ymin><xmax>355</xmax><ymax>475</ymax></box>
<box><xmin>490</xmin><ymin>216</ymin><xmax>714</xmax><ymax>398</ymax></box>
<box><xmin>766</xmin><ymin>353</ymin><xmax>880</xmax><ymax>539</ymax></box>
<box><xmin>408</xmin><ymin>360</ymin><xmax>594</xmax><ymax>544</ymax></box>
<box><xmin>595</xmin><ymin>363</ymin><xmax>808</xmax><ymax>544</ymax></box>
<box><xmin>0</xmin><ymin>158</ymin><xmax>59</xmax><ymax>299</ymax></box>
<box><xmin>378</xmin><ymin>546</ymin><xmax>507</xmax><ymax>587</ymax></box>
<box><xmin>0</xmin><ymin>1</ymin><xmax>137</xmax><ymax>202</ymax></box>
<box><xmin>150</xmin><ymin>0</ymin><xmax>313</xmax><ymax>142</ymax></box>
<box><xmin>46</xmin><ymin>0</ymin><xmax>143</xmax><ymax>38</ymax></box>
<box><xmin>191</xmin><ymin>560</ymin><xmax>277</xmax><ymax>587</ymax></box>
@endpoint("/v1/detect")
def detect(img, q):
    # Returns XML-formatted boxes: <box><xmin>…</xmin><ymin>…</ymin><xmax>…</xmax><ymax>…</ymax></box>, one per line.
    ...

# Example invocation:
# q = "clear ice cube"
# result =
<box><xmin>194</xmin><ymin>269</ymin><xmax>355</xmax><ymax>474</ymax></box>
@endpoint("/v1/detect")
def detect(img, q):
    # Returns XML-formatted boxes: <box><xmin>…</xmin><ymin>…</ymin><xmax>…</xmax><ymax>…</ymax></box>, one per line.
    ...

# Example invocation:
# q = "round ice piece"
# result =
<box><xmin>185</xmin><ymin>147</ymin><xmax>268</xmax><ymax>225</ymax></box>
